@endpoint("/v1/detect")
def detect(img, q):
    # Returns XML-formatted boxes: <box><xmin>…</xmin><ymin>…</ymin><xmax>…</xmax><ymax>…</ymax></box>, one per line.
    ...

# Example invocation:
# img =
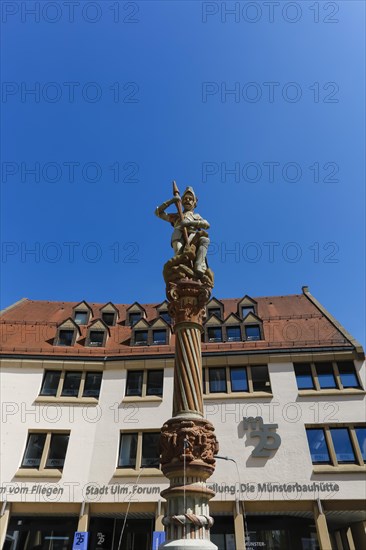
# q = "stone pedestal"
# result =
<box><xmin>159</xmin><ymin>279</ymin><xmax>218</xmax><ymax>550</ymax></box>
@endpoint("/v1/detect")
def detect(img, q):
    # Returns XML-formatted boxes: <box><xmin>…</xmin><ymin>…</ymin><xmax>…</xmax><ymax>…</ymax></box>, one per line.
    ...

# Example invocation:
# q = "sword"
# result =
<box><xmin>172</xmin><ymin>180</ymin><xmax>189</xmax><ymax>247</ymax></box>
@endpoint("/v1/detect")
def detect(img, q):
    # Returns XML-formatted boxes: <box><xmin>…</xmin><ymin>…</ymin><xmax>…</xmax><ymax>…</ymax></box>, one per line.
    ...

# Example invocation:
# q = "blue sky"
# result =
<box><xmin>1</xmin><ymin>1</ymin><xmax>365</xmax><ymax>346</ymax></box>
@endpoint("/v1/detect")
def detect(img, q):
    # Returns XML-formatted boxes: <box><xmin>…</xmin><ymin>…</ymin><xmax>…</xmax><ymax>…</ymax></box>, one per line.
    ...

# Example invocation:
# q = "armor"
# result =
<box><xmin>155</xmin><ymin>186</ymin><xmax>210</xmax><ymax>276</ymax></box>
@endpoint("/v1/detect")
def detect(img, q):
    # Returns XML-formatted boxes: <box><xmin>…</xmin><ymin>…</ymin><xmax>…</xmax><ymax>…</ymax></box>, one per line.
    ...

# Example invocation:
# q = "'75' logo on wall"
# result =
<box><xmin>243</xmin><ymin>417</ymin><xmax>281</xmax><ymax>457</ymax></box>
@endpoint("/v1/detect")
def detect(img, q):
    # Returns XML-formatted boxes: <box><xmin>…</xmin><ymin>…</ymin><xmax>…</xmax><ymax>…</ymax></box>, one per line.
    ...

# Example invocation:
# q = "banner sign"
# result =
<box><xmin>72</xmin><ymin>532</ymin><xmax>89</xmax><ymax>550</ymax></box>
<box><xmin>152</xmin><ymin>531</ymin><xmax>166</xmax><ymax>550</ymax></box>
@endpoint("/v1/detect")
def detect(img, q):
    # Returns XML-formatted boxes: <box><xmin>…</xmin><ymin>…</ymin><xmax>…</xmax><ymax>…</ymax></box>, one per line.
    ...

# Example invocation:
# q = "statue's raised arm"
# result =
<box><xmin>155</xmin><ymin>182</ymin><xmax>213</xmax><ymax>286</ymax></box>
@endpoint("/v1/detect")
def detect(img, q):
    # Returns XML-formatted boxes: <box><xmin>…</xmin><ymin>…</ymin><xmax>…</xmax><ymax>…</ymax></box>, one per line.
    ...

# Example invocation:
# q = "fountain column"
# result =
<box><xmin>159</xmin><ymin>279</ymin><xmax>218</xmax><ymax>550</ymax></box>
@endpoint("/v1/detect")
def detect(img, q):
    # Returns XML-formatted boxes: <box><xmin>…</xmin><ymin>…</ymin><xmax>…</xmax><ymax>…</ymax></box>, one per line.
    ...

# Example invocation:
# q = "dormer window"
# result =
<box><xmin>245</xmin><ymin>324</ymin><xmax>261</xmax><ymax>341</ymax></box>
<box><xmin>54</xmin><ymin>318</ymin><xmax>80</xmax><ymax>347</ymax></box>
<box><xmin>86</xmin><ymin>319</ymin><xmax>109</xmax><ymax>348</ymax></box>
<box><xmin>102</xmin><ymin>312</ymin><xmax>115</xmax><ymax>326</ymax></box>
<box><xmin>72</xmin><ymin>302</ymin><xmax>92</xmax><ymax>325</ymax></box>
<box><xmin>207</xmin><ymin>327</ymin><xmax>222</xmax><ymax>342</ymax></box>
<box><xmin>242</xmin><ymin>306</ymin><xmax>255</xmax><ymax>318</ymax></box>
<box><xmin>89</xmin><ymin>331</ymin><xmax>105</xmax><ymax>347</ymax></box>
<box><xmin>74</xmin><ymin>311</ymin><xmax>88</xmax><ymax>325</ymax></box>
<box><xmin>226</xmin><ymin>326</ymin><xmax>241</xmax><ymax>342</ymax></box>
<box><xmin>100</xmin><ymin>302</ymin><xmax>119</xmax><ymax>327</ymax></box>
<box><xmin>129</xmin><ymin>312</ymin><xmax>142</xmax><ymax>326</ymax></box>
<box><xmin>206</xmin><ymin>298</ymin><xmax>224</xmax><ymax>321</ymax></box>
<box><xmin>238</xmin><ymin>296</ymin><xmax>257</xmax><ymax>320</ymax></box>
<box><xmin>135</xmin><ymin>330</ymin><xmax>148</xmax><ymax>346</ymax></box>
<box><xmin>58</xmin><ymin>329</ymin><xmax>74</xmax><ymax>346</ymax></box>
<box><xmin>159</xmin><ymin>311</ymin><xmax>171</xmax><ymax>324</ymax></box>
<box><xmin>153</xmin><ymin>329</ymin><xmax>167</xmax><ymax>345</ymax></box>
<box><xmin>208</xmin><ymin>308</ymin><xmax>222</xmax><ymax>319</ymax></box>
<box><xmin>126</xmin><ymin>302</ymin><xmax>146</xmax><ymax>327</ymax></box>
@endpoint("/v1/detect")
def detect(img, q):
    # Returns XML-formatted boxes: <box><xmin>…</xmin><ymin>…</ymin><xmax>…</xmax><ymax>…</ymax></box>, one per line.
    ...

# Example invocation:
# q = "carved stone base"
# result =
<box><xmin>159</xmin><ymin>417</ymin><xmax>219</xmax><ymax>547</ymax></box>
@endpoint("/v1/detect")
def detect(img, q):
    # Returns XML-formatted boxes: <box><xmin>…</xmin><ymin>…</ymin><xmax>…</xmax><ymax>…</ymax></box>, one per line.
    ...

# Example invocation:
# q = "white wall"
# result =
<box><xmin>1</xmin><ymin>357</ymin><xmax>365</xmax><ymax>506</ymax></box>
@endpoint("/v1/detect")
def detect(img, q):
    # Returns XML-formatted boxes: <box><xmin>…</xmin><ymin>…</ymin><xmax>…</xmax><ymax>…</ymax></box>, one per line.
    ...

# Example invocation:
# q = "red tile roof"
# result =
<box><xmin>0</xmin><ymin>294</ymin><xmax>356</xmax><ymax>357</ymax></box>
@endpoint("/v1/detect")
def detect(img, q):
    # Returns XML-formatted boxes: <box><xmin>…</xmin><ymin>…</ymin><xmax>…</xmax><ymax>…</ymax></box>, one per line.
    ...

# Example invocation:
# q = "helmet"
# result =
<box><xmin>182</xmin><ymin>186</ymin><xmax>198</xmax><ymax>204</ymax></box>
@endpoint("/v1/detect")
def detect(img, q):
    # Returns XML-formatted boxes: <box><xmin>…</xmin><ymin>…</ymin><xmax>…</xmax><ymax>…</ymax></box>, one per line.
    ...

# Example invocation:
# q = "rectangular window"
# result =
<box><xmin>203</xmin><ymin>364</ymin><xmax>271</xmax><ymax>395</ymax></box>
<box><xmin>141</xmin><ymin>432</ymin><xmax>160</xmax><ymax>467</ymax></box>
<box><xmin>83</xmin><ymin>372</ymin><xmax>102</xmax><ymax>397</ymax></box>
<box><xmin>45</xmin><ymin>434</ymin><xmax>70</xmax><ymax>469</ymax></box>
<box><xmin>126</xmin><ymin>371</ymin><xmax>143</xmax><ymax>396</ymax></box>
<box><xmin>251</xmin><ymin>365</ymin><xmax>271</xmax><ymax>392</ymax></box>
<box><xmin>152</xmin><ymin>329</ymin><xmax>167</xmax><ymax>345</ymax></box>
<box><xmin>306</xmin><ymin>429</ymin><xmax>330</xmax><ymax>464</ymax></box>
<box><xmin>147</xmin><ymin>370</ymin><xmax>164</xmax><ymax>396</ymax></box>
<box><xmin>118</xmin><ymin>432</ymin><xmax>160</xmax><ymax>471</ymax></box>
<box><xmin>209</xmin><ymin>368</ymin><xmax>227</xmax><ymax>393</ymax></box>
<box><xmin>355</xmin><ymin>428</ymin><xmax>366</xmax><ymax>461</ymax></box>
<box><xmin>21</xmin><ymin>432</ymin><xmax>69</xmax><ymax>470</ymax></box>
<box><xmin>245</xmin><ymin>325</ymin><xmax>261</xmax><ymax>341</ymax></box>
<box><xmin>74</xmin><ymin>311</ymin><xmax>88</xmax><ymax>325</ymax></box>
<box><xmin>208</xmin><ymin>308</ymin><xmax>222</xmax><ymax>319</ymax></box>
<box><xmin>39</xmin><ymin>370</ymin><xmax>102</xmax><ymax>399</ymax></box>
<box><xmin>226</xmin><ymin>326</ymin><xmax>241</xmax><ymax>342</ymax></box>
<box><xmin>242</xmin><ymin>306</ymin><xmax>255</xmax><ymax>318</ymax></box>
<box><xmin>40</xmin><ymin>371</ymin><xmax>61</xmax><ymax>396</ymax></box>
<box><xmin>21</xmin><ymin>433</ymin><xmax>47</xmax><ymax>468</ymax></box>
<box><xmin>61</xmin><ymin>372</ymin><xmax>82</xmax><ymax>397</ymax></box>
<box><xmin>330</xmin><ymin>428</ymin><xmax>356</xmax><ymax>463</ymax></box>
<box><xmin>129</xmin><ymin>312</ymin><xmax>142</xmax><ymax>326</ymax></box>
<box><xmin>118</xmin><ymin>433</ymin><xmax>138</xmax><ymax>468</ymax></box>
<box><xmin>58</xmin><ymin>330</ymin><xmax>74</xmax><ymax>346</ymax></box>
<box><xmin>207</xmin><ymin>327</ymin><xmax>222</xmax><ymax>342</ymax></box>
<box><xmin>294</xmin><ymin>363</ymin><xmax>315</xmax><ymax>390</ymax></box>
<box><xmin>102</xmin><ymin>312</ymin><xmax>115</xmax><ymax>326</ymax></box>
<box><xmin>315</xmin><ymin>362</ymin><xmax>337</xmax><ymax>389</ymax></box>
<box><xmin>134</xmin><ymin>330</ymin><xmax>148</xmax><ymax>345</ymax></box>
<box><xmin>296</xmin><ymin>361</ymin><xmax>363</xmax><ymax>392</ymax></box>
<box><xmin>337</xmin><ymin>361</ymin><xmax>360</xmax><ymax>388</ymax></box>
<box><xmin>307</xmin><ymin>425</ymin><xmax>366</xmax><ymax>467</ymax></box>
<box><xmin>230</xmin><ymin>367</ymin><xmax>248</xmax><ymax>392</ymax></box>
<box><xmin>89</xmin><ymin>331</ymin><xmax>105</xmax><ymax>347</ymax></box>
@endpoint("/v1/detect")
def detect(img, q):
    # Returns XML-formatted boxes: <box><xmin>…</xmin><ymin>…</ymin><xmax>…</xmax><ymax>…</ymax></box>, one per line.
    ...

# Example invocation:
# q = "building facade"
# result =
<box><xmin>0</xmin><ymin>287</ymin><xmax>365</xmax><ymax>550</ymax></box>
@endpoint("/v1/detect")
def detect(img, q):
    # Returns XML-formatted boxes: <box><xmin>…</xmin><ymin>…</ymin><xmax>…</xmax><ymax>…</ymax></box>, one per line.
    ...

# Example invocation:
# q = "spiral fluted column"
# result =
<box><xmin>159</xmin><ymin>279</ymin><xmax>219</xmax><ymax>550</ymax></box>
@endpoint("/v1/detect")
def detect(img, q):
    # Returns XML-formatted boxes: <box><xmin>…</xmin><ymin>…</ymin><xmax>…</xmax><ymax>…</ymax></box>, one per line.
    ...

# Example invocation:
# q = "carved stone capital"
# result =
<box><xmin>166</xmin><ymin>279</ymin><xmax>212</xmax><ymax>326</ymax></box>
<box><xmin>160</xmin><ymin>417</ymin><xmax>219</xmax><ymax>475</ymax></box>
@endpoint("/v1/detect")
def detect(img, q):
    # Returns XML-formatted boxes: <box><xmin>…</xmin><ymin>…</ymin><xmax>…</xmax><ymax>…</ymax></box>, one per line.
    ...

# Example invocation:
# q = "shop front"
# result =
<box><xmin>4</xmin><ymin>516</ymin><xmax>78</xmax><ymax>550</ymax></box>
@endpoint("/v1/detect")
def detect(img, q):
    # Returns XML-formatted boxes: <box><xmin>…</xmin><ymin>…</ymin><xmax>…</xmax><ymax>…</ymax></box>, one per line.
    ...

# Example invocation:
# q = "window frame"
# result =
<box><xmin>225</xmin><ymin>325</ymin><xmax>242</xmax><ymax>342</ymax></box>
<box><xmin>20</xmin><ymin>431</ymin><xmax>70</xmax><ymax>473</ymax></box>
<box><xmin>294</xmin><ymin>361</ymin><xmax>363</xmax><ymax>392</ymax></box>
<box><xmin>203</xmin><ymin>365</ymin><xmax>271</xmax><ymax>396</ymax></box>
<box><xmin>241</xmin><ymin>305</ymin><xmax>255</xmax><ymax>319</ymax></box>
<box><xmin>128</xmin><ymin>312</ymin><xmax>143</xmax><ymax>326</ymax></box>
<box><xmin>38</xmin><ymin>370</ymin><xmax>103</xmax><ymax>400</ymax></box>
<box><xmin>125</xmin><ymin>369</ymin><xmax>164</xmax><ymax>399</ymax></box>
<box><xmin>117</xmin><ymin>430</ymin><xmax>161</xmax><ymax>473</ymax></box>
<box><xmin>101</xmin><ymin>311</ymin><xmax>116</xmax><ymax>326</ymax></box>
<box><xmin>73</xmin><ymin>310</ymin><xmax>89</xmax><ymax>325</ymax></box>
<box><xmin>305</xmin><ymin>424</ymin><xmax>366</xmax><ymax>468</ymax></box>
<box><xmin>207</xmin><ymin>326</ymin><xmax>223</xmax><ymax>343</ymax></box>
<box><xmin>207</xmin><ymin>307</ymin><xmax>223</xmax><ymax>320</ymax></box>
<box><xmin>152</xmin><ymin>329</ymin><xmax>167</xmax><ymax>345</ymax></box>
<box><xmin>244</xmin><ymin>324</ymin><xmax>262</xmax><ymax>341</ymax></box>
<box><xmin>87</xmin><ymin>329</ymin><xmax>107</xmax><ymax>348</ymax></box>
<box><xmin>57</xmin><ymin>328</ymin><xmax>76</xmax><ymax>347</ymax></box>
<box><xmin>159</xmin><ymin>310</ymin><xmax>171</xmax><ymax>324</ymax></box>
